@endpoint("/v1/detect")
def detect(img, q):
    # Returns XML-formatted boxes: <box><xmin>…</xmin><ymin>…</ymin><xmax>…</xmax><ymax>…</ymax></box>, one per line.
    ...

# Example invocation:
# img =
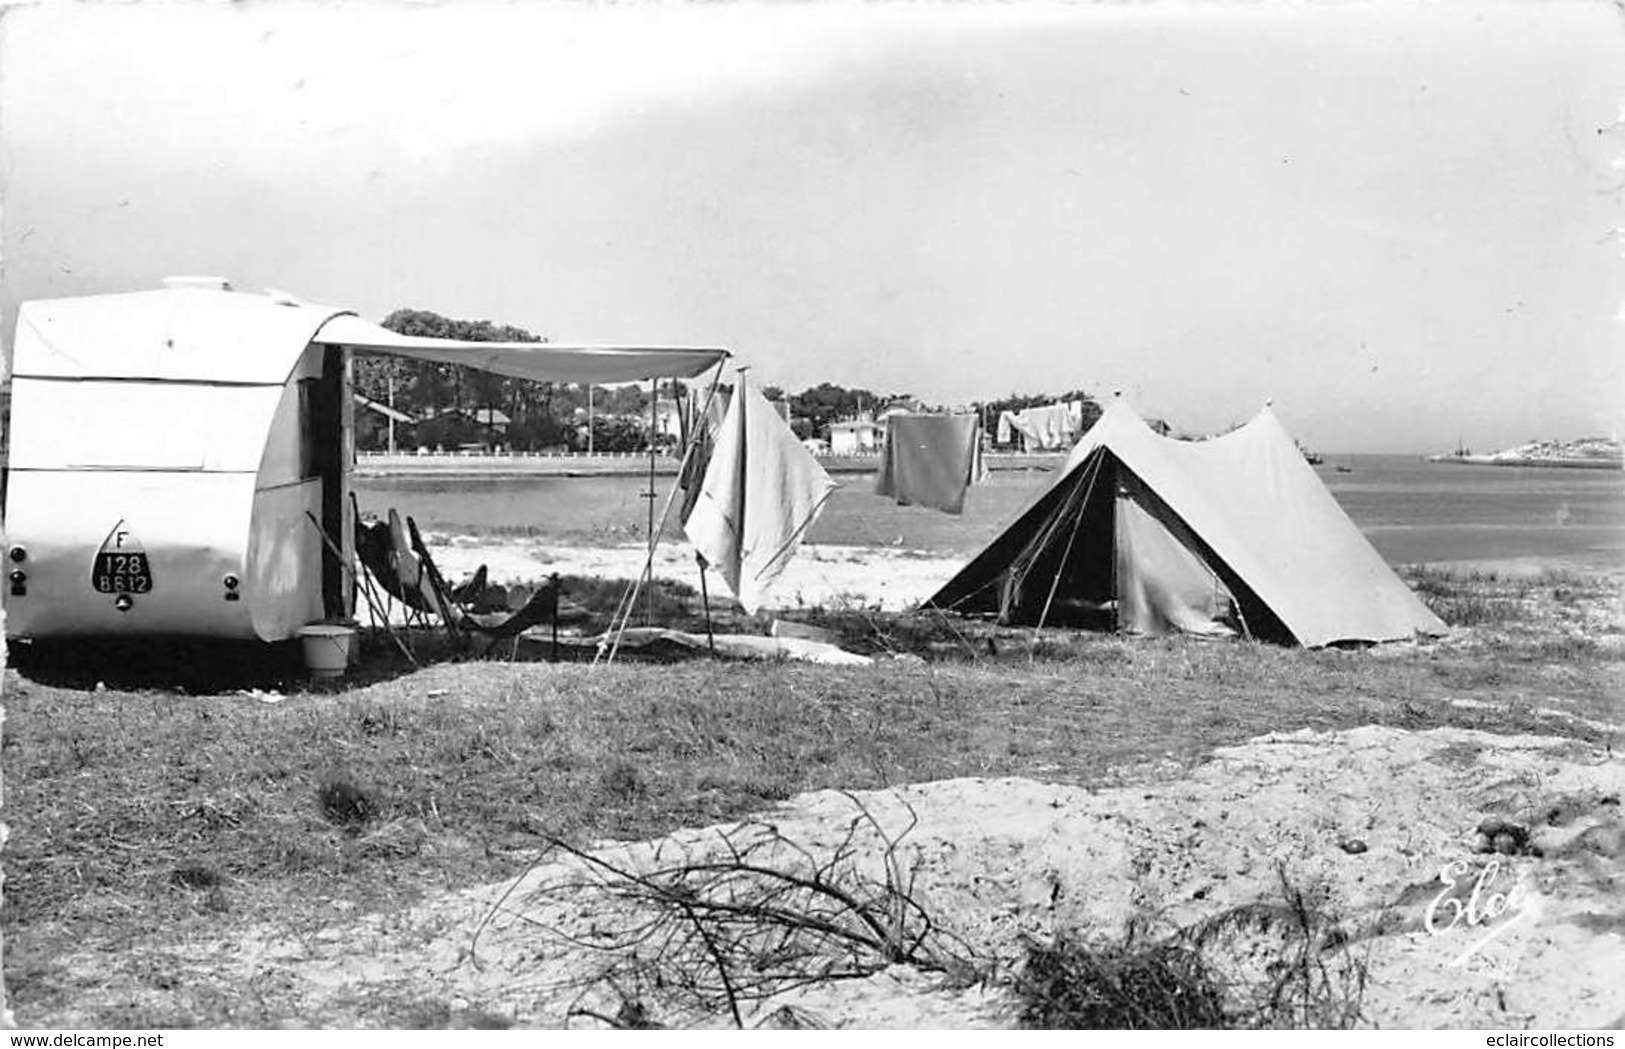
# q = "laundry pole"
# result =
<box><xmin>646</xmin><ymin>377</ymin><xmax>659</xmax><ymax>624</ymax></box>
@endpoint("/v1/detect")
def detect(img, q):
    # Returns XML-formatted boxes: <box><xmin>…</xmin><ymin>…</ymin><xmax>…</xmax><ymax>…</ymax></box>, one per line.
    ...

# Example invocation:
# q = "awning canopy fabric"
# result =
<box><xmin>314</xmin><ymin>314</ymin><xmax>729</xmax><ymax>385</ymax></box>
<box><xmin>11</xmin><ymin>286</ymin><xmax>730</xmax><ymax>387</ymax></box>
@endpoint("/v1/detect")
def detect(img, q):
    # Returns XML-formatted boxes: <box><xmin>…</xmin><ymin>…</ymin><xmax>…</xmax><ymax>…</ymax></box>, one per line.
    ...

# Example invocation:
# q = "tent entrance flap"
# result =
<box><xmin>1113</xmin><ymin>476</ymin><xmax>1237</xmax><ymax>638</ymax></box>
<box><xmin>985</xmin><ymin>451</ymin><xmax>1248</xmax><ymax>635</ymax></box>
<box><xmin>1000</xmin><ymin>450</ymin><xmax>1114</xmax><ymax>627</ymax></box>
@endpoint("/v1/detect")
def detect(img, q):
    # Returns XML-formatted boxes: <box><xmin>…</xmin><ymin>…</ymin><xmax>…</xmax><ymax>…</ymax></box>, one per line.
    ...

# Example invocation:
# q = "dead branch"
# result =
<box><xmin>515</xmin><ymin>793</ymin><xmax>981</xmax><ymax>1028</ymax></box>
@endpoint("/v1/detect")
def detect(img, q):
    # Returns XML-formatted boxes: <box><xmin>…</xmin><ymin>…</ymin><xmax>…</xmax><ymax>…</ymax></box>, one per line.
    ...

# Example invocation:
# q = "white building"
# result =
<box><xmin>828</xmin><ymin>414</ymin><xmax>882</xmax><ymax>455</ymax></box>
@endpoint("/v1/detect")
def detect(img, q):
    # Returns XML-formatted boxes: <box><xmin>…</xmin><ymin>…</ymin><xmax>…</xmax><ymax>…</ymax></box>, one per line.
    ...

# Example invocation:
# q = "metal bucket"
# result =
<box><xmin>298</xmin><ymin>623</ymin><xmax>355</xmax><ymax>678</ymax></box>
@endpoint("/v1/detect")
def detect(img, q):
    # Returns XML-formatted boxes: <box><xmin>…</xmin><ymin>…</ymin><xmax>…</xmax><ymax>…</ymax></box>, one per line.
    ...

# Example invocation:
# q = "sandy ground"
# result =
<box><xmin>424</xmin><ymin>534</ymin><xmax>965</xmax><ymax>612</ymax></box>
<box><xmin>107</xmin><ymin>723</ymin><xmax>1624</xmax><ymax>1029</ymax></box>
<box><xmin>419</xmin><ymin>533</ymin><xmax>1615</xmax><ymax>618</ymax></box>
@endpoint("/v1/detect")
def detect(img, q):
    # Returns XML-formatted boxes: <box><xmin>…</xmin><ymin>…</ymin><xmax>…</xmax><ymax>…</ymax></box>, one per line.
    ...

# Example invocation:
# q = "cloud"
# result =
<box><xmin>1</xmin><ymin>2</ymin><xmax>1086</xmax><ymax>168</ymax></box>
<box><xmin>313</xmin><ymin>3</ymin><xmax>1101</xmax><ymax>158</ymax></box>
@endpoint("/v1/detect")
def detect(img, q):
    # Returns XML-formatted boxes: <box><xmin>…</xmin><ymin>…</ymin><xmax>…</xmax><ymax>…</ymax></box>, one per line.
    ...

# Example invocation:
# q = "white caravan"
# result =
<box><xmin>2</xmin><ymin>278</ymin><xmax>727</xmax><ymax>641</ymax></box>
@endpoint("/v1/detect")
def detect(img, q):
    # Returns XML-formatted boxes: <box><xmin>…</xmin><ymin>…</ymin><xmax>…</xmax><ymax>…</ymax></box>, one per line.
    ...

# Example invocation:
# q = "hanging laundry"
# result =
<box><xmin>678</xmin><ymin>385</ymin><xmax>730</xmax><ymax>525</ymax></box>
<box><xmin>683</xmin><ymin>373</ymin><xmax>837</xmax><ymax>613</ymax></box>
<box><xmin>875</xmin><ymin>413</ymin><xmax>983</xmax><ymax>515</ymax></box>
<box><xmin>997</xmin><ymin>410</ymin><xmax>1014</xmax><ymax>445</ymax></box>
<box><xmin>1007</xmin><ymin>403</ymin><xmax>1077</xmax><ymax>451</ymax></box>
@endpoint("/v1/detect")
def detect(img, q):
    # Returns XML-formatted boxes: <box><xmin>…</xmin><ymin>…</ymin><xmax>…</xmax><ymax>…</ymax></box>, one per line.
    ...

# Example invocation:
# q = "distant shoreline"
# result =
<box><xmin>354</xmin><ymin>449</ymin><xmax>1625</xmax><ymax>480</ymax></box>
<box><xmin>1426</xmin><ymin>454</ymin><xmax>1623</xmax><ymax>471</ymax></box>
<box><xmin>1425</xmin><ymin>435</ymin><xmax>1623</xmax><ymax>471</ymax></box>
<box><xmin>352</xmin><ymin>450</ymin><xmax>1066</xmax><ymax>479</ymax></box>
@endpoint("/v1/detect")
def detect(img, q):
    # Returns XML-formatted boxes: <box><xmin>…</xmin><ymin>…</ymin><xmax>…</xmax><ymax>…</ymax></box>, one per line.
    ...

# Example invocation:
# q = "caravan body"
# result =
<box><xmin>4</xmin><ymin>282</ymin><xmax>729</xmax><ymax>642</ymax></box>
<box><xmin>5</xmin><ymin>283</ymin><xmax>358</xmax><ymax>640</ymax></box>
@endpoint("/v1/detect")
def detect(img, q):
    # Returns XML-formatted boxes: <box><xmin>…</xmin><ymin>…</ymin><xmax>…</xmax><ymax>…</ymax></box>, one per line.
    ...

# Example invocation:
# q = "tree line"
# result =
<box><xmin>352</xmin><ymin>310</ymin><xmax>668</xmax><ymax>452</ymax></box>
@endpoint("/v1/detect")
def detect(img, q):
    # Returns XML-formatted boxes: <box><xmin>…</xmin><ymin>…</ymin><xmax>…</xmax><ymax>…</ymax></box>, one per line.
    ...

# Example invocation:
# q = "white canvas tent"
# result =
<box><xmin>2</xmin><ymin>281</ymin><xmax>727</xmax><ymax>641</ymax></box>
<box><xmin>926</xmin><ymin>399</ymin><xmax>1446</xmax><ymax>647</ymax></box>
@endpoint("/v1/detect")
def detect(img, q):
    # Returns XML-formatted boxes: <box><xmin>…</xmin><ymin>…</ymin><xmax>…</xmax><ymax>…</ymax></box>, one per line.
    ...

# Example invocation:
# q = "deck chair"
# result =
<box><xmin>451</xmin><ymin>565</ymin><xmax>491</xmax><ymax>607</ymax></box>
<box><xmin>358</xmin><ymin>505</ymin><xmax>576</xmax><ymax>640</ymax></box>
<box><xmin>402</xmin><ymin>514</ymin><xmax>578</xmax><ymax>639</ymax></box>
<box><xmin>460</xmin><ymin>578</ymin><xmax>561</xmax><ymax>639</ymax></box>
<box><xmin>355</xmin><ymin>513</ymin><xmax>443</xmax><ymax>617</ymax></box>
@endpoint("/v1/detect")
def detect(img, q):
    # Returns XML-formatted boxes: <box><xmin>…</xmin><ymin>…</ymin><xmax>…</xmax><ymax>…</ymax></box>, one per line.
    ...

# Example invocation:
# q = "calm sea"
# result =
<box><xmin>355</xmin><ymin>455</ymin><xmax>1625</xmax><ymax>574</ymax></box>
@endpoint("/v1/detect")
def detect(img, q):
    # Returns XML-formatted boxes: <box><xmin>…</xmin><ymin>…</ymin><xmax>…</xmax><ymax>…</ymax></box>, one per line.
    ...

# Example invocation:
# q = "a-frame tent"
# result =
<box><xmin>925</xmin><ymin>399</ymin><xmax>1446</xmax><ymax>647</ymax></box>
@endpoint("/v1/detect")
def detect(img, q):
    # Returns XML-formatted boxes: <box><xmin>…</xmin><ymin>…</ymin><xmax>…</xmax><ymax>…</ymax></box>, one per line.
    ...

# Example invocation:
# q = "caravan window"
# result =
<box><xmin>297</xmin><ymin>379</ymin><xmax>320</xmax><ymax>480</ymax></box>
<box><xmin>295</xmin><ymin>375</ymin><xmax>345</xmax><ymax>481</ymax></box>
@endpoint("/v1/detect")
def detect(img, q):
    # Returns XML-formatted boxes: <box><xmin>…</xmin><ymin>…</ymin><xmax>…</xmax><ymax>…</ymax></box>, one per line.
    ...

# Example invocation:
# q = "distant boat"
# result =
<box><xmin>1297</xmin><ymin>441</ymin><xmax>1324</xmax><ymax>465</ymax></box>
<box><xmin>1426</xmin><ymin>439</ymin><xmax>1473</xmax><ymax>464</ymax></box>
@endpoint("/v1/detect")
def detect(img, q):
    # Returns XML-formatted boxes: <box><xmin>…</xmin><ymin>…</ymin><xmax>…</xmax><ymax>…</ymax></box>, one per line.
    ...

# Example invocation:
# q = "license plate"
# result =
<box><xmin>93</xmin><ymin>551</ymin><xmax>153</xmax><ymax>593</ymax></box>
<box><xmin>93</xmin><ymin>521</ymin><xmax>155</xmax><ymax>594</ymax></box>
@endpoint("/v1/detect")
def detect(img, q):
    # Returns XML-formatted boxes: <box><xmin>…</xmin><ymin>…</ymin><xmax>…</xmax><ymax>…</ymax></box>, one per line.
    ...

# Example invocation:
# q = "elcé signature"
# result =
<box><xmin>1424</xmin><ymin>857</ymin><xmax>1531</xmax><ymax>937</ymax></box>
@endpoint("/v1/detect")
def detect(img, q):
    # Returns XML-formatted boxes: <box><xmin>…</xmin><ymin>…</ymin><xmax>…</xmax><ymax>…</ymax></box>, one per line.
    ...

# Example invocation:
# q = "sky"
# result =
<box><xmin>1</xmin><ymin>0</ymin><xmax>1622</xmax><ymax>453</ymax></box>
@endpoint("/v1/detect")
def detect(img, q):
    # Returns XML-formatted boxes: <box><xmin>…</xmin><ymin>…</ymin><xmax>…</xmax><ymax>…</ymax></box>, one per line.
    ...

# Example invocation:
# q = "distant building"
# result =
<box><xmin>468</xmin><ymin>407</ymin><xmax>511</xmax><ymax>432</ymax></box>
<box><xmin>424</xmin><ymin>406</ymin><xmax>510</xmax><ymax>435</ymax></box>
<box><xmin>828</xmin><ymin>413</ymin><xmax>882</xmax><ymax>455</ymax></box>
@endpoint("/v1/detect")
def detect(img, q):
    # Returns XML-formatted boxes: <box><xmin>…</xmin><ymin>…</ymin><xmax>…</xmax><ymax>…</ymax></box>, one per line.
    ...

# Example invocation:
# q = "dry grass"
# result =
<box><xmin>2</xmin><ymin>566</ymin><xmax>1619</xmax><ymax>1027</ymax></box>
<box><xmin>1017</xmin><ymin>868</ymin><xmax>1369</xmax><ymax>1030</ymax></box>
<box><xmin>1018</xmin><ymin>924</ymin><xmax>1230</xmax><ymax>1029</ymax></box>
<box><xmin>1403</xmin><ymin>565</ymin><xmax>1622</xmax><ymax>643</ymax></box>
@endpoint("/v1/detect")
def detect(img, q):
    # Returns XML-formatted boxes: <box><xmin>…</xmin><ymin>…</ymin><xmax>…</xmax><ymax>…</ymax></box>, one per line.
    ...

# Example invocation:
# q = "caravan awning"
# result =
<box><xmin>313</xmin><ymin>314</ymin><xmax>729</xmax><ymax>385</ymax></box>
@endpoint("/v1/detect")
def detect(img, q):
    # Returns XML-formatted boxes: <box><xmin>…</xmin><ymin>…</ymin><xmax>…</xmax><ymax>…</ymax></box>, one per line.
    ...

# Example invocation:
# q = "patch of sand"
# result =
<box><xmin>426</xmin><ymin>535</ymin><xmax>963</xmax><ymax>612</ymax></box>
<box><xmin>122</xmin><ymin>725</ymin><xmax>1624</xmax><ymax>1029</ymax></box>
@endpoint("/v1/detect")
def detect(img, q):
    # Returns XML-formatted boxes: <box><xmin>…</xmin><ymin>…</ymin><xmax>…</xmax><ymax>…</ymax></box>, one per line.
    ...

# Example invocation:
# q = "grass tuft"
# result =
<box><xmin>169</xmin><ymin>864</ymin><xmax>222</xmax><ymax>890</ymax></box>
<box><xmin>600</xmin><ymin>760</ymin><xmax>647</xmax><ymax>802</ymax></box>
<box><xmin>1018</xmin><ymin>870</ymin><xmax>1368</xmax><ymax>1029</ymax></box>
<box><xmin>1018</xmin><ymin>922</ymin><xmax>1227</xmax><ymax>1029</ymax></box>
<box><xmin>317</xmin><ymin>776</ymin><xmax>378</xmax><ymax>827</ymax></box>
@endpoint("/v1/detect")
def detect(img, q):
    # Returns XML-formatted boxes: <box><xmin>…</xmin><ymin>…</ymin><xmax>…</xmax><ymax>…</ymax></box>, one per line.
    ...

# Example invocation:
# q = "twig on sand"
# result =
<box><xmin>508</xmin><ymin>793</ymin><xmax>979</xmax><ymax>1028</ymax></box>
